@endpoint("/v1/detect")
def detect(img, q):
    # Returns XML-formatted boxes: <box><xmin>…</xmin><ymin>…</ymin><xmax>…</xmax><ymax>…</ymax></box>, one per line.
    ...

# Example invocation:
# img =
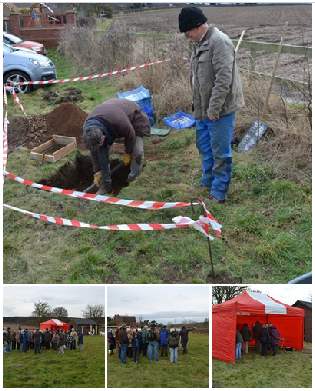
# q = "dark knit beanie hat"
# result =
<box><xmin>178</xmin><ymin>7</ymin><xmax>208</xmax><ymax>33</ymax></box>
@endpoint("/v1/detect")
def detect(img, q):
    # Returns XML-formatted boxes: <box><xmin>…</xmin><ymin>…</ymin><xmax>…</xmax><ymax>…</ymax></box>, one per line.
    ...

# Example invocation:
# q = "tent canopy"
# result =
<box><xmin>40</xmin><ymin>319</ymin><xmax>70</xmax><ymax>332</ymax></box>
<box><xmin>213</xmin><ymin>291</ymin><xmax>304</xmax><ymax>363</ymax></box>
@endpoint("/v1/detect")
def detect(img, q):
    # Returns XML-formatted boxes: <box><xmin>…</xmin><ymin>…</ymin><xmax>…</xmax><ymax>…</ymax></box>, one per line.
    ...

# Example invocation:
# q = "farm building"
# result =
<box><xmin>68</xmin><ymin>317</ymin><xmax>99</xmax><ymax>335</ymax></box>
<box><xmin>114</xmin><ymin>315</ymin><xmax>137</xmax><ymax>327</ymax></box>
<box><xmin>292</xmin><ymin>300</ymin><xmax>312</xmax><ymax>342</ymax></box>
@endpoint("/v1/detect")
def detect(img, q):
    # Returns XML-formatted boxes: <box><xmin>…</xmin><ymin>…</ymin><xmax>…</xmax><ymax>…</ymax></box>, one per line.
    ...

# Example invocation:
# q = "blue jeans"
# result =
<box><xmin>6</xmin><ymin>341</ymin><xmax>11</xmax><ymax>352</ymax></box>
<box><xmin>196</xmin><ymin>112</ymin><xmax>235</xmax><ymax>201</ymax></box>
<box><xmin>120</xmin><ymin>344</ymin><xmax>128</xmax><ymax>364</ymax></box>
<box><xmin>148</xmin><ymin>340</ymin><xmax>159</xmax><ymax>361</ymax></box>
<box><xmin>20</xmin><ymin>343</ymin><xmax>24</xmax><ymax>352</ymax></box>
<box><xmin>3</xmin><ymin>344</ymin><xmax>6</xmax><ymax>353</ymax></box>
<box><xmin>235</xmin><ymin>342</ymin><xmax>242</xmax><ymax>360</ymax></box>
<box><xmin>169</xmin><ymin>347</ymin><xmax>178</xmax><ymax>363</ymax></box>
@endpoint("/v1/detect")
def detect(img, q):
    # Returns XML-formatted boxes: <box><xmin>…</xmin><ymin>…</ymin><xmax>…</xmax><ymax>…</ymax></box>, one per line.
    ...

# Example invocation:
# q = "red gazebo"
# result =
<box><xmin>213</xmin><ymin>291</ymin><xmax>304</xmax><ymax>363</ymax></box>
<box><xmin>40</xmin><ymin>319</ymin><xmax>70</xmax><ymax>332</ymax></box>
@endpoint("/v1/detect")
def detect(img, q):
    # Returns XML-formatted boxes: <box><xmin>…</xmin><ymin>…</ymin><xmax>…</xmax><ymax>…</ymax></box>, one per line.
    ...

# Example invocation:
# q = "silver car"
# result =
<box><xmin>3</xmin><ymin>43</ymin><xmax>57</xmax><ymax>93</ymax></box>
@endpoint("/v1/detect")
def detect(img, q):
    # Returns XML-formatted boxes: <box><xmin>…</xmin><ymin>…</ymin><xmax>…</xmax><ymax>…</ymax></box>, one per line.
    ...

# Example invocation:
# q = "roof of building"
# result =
<box><xmin>293</xmin><ymin>300</ymin><xmax>312</xmax><ymax>309</ymax></box>
<box><xmin>69</xmin><ymin>318</ymin><xmax>97</xmax><ymax>325</ymax></box>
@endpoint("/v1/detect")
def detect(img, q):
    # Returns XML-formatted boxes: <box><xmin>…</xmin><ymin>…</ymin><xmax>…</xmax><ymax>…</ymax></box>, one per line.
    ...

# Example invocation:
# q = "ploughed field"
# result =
<box><xmin>119</xmin><ymin>4</ymin><xmax>312</xmax><ymax>82</ymax></box>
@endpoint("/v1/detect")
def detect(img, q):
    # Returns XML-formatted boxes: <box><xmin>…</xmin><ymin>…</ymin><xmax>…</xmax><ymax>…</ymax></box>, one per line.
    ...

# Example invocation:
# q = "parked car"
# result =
<box><xmin>3</xmin><ymin>43</ymin><xmax>57</xmax><ymax>94</ymax></box>
<box><xmin>3</xmin><ymin>32</ymin><xmax>47</xmax><ymax>55</ymax></box>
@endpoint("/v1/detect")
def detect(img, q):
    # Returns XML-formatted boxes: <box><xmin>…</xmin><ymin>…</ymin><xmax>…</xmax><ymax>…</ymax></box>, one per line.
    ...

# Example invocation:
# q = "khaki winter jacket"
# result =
<box><xmin>191</xmin><ymin>25</ymin><xmax>244</xmax><ymax>120</ymax></box>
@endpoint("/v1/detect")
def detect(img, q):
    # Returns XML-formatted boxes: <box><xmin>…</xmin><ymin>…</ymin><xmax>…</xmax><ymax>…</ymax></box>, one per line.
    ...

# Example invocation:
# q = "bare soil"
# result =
<box><xmin>7</xmin><ymin>102</ymin><xmax>88</xmax><ymax>152</ymax></box>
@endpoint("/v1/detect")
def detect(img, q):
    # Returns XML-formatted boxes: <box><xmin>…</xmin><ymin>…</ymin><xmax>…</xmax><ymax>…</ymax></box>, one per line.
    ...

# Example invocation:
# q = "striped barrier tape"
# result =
<box><xmin>3</xmin><ymin>87</ymin><xmax>8</xmax><ymax>180</ymax></box>
<box><xmin>3</xmin><ymin>203</ymin><xmax>218</xmax><ymax>239</ymax></box>
<box><xmin>3</xmin><ymin>171</ymin><xmax>222</xmax><ymax>234</ymax></box>
<box><xmin>8</xmin><ymin>57</ymin><xmax>181</xmax><ymax>87</ymax></box>
<box><xmin>4</xmin><ymin>170</ymin><xmax>195</xmax><ymax>210</ymax></box>
<box><xmin>13</xmin><ymin>91</ymin><xmax>27</xmax><ymax>116</ymax></box>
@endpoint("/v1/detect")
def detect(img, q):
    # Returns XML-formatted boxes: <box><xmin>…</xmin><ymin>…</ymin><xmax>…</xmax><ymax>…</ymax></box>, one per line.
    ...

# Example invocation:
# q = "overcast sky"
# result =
<box><xmin>107</xmin><ymin>286</ymin><xmax>209</xmax><ymax>323</ymax></box>
<box><xmin>3</xmin><ymin>286</ymin><xmax>105</xmax><ymax>317</ymax></box>
<box><xmin>248</xmin><ymin>285</ymin><xmax>312</xmax><ymax>306</ymax></box>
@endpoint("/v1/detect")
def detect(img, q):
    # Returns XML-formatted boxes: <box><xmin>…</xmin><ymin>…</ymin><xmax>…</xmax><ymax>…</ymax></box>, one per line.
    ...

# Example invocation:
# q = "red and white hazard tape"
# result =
<box><xmin>3</xmin><ymin>203</ymin><xmax>219</xmax><ymax>239</ymax></box>
<box><xmin>4</xmin><ymin>170</ymin><xmax>195</xmax><ymax>210</ymax></box>
<box><xmin>9</xmin><ymin>58</ymin><xmax>178</xmax><ymax>87</ymax></box>
<box><xmin>13</xmin><ymin>91</ymin><xmax>27</xmax><ymax>116</ymax></box>
<box><xmin>3</xmin><ymin>87</ymin><xmax>9</xmax><ymax>180</ymax></box>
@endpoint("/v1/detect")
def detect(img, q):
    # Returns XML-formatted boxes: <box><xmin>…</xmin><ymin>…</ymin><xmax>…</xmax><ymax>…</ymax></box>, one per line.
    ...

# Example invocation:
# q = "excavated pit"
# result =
<box><xmin>39</xmin><ymin>155</ymin><xmax>130</xmax><ymax>195</ymax></box>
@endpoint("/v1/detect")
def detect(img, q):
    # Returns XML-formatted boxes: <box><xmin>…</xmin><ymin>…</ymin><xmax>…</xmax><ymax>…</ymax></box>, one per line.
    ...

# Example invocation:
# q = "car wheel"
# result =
<box><xmin>4</xmin><ymin>71</ymin><xmax>31</xmax><ymax>94</ymax></box>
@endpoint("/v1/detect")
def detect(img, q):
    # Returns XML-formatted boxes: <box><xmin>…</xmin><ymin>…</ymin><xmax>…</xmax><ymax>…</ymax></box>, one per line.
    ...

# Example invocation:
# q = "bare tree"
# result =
<box><xmin>212</xmin><ymin>286</ymin><xmax>248</xmax><ymax>305</ymax></box>
<box><xmin>82</xmin><ymin>304</ymin><xmax>104</xmax><ymax>318</ymax></box>
<box><xmin>31</xmin><ymin>300</ymin><xmax>52</xmax><ymax>323</ymax></box>
<box><xmin>74</xmin><ymin>3</ymin><xmax>113</xmax><ymax>17</ymax></box>
<box><xmin>51</xmin><ymin>307</ymin><xmax>68</xmax><ymax>318</ymax></box>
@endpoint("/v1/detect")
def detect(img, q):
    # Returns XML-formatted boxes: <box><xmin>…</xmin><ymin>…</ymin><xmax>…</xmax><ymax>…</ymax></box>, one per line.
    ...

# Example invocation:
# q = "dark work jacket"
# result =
<box><xmin>259</xmin><ymin>328</ymin><xmax>270</xmax><ymax>344</ymax></box>
<box><xmin>119</xmin><ymin>328</ymin><xmax>129</xmax><ymax>345</ymax></box>
<box><xmin>83</xmin><ymin>98</ymin><xmax>150</xmax><ymax>173</ymax></box>
<box><xmin>33</xmin><ymin>331</ymin><xmax>41</xmax><ymax>344</ymax></box>
<box><xmin>240</xmin><ymin>325</ymin><xmax>251</xmax><ymax>342</ymax></box>
<box><xmin>179</xmin><ymin>327</ymin><xmax>195</xmax><ymax>343</ymax></box>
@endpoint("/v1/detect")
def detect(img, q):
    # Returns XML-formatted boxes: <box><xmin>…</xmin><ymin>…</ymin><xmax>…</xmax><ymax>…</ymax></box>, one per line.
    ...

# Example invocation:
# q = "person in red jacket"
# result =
<box><xmin>82</xmin><ymin>98</ymin><xmax>151</xmax><ymax>195</ymax></box>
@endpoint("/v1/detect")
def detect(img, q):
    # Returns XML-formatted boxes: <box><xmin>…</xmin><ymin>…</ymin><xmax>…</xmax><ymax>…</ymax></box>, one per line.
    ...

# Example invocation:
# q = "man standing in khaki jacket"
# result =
<box><xmin>179</xmin><ymin>7</ymin><xmax>244</xmax><ymax>203</ymax></box>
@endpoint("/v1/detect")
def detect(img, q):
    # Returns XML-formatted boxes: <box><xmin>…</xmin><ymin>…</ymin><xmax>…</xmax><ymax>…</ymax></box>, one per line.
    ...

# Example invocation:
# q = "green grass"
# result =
<box><xmin>3</xmin><ymin>336</ymin><xmax>105</xmax><ymax>388</ymax></box>
<box><xmin>212</xmin><ymin>343</ymin><xmax>312</xmax><ymax>388</ymax></box>
<box><xmin>107</xmin><ymin>334</ymin><xmax>209</xmax><ymax>388</ymax></box>
<box><xmin>3</xmin><ymin>49</ymin><xmax>311</xmax><ymax>284</ymax></box>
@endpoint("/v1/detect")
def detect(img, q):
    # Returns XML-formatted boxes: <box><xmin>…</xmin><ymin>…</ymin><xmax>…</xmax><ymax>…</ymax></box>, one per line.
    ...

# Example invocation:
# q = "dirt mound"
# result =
<box><xmin>42</xmin><ymin>87</ymin><xmax>84</xmax><ymax>104</ymax></box>
<box><xmin>7</xmin><ymin>102</ymin><xmax>88</xmax><ymax>152</ymax></box>
<box><xmin>45</xmin><ymin>102</ymin><xmax>88</xmax><ymax>149</ymax></box>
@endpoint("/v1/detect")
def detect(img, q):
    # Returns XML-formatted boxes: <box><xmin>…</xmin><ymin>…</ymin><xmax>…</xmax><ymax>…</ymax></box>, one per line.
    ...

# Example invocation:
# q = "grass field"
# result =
<box><xmin>3</xmin><ymin>336</ymin><xmax>105</xmax><ymax>388</ymax></box>
<box><xmin>3</xmin><ymin>48</ymin><xmax>311</xmax><ymax>284</ymax></box>
<box><xmin>212</xmin><ymin>343</ymin><xmax>312</xmax><ymax>388</ymax></box>
<box><xmin>107</xmin><ymin>333</ymin><xmax>209</xmax><ymax>388</ymax></box>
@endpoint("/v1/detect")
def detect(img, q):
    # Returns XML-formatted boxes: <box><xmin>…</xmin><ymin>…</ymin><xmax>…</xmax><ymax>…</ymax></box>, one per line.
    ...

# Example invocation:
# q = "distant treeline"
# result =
<box><xmin>3</xmin><ymin>316</ymin><xmax>106</xmax><ymax>325</ymax></box>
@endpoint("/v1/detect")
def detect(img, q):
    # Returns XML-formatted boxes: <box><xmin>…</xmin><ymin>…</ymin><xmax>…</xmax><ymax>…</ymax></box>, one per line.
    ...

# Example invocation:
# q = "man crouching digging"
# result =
<box><xmin>82</xmin><ymin>98</ymin><xmax>151</xmax><ymax>195</ymax></box>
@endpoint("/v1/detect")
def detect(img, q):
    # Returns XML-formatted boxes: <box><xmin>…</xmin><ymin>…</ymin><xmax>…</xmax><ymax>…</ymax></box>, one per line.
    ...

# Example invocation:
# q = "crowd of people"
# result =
<box><xmin>3</xmin><ymin>326</ymin><xmax>84</xmax><ymax>355</ymax></box>
<box><xmin>108</xmin><ymin>324</ymin><xmax>197</xmax><ymax>364</ymax></box>
<box><xmin>235</xmin><ymin>322</ymin><xmax>281</xmax><ymax>360</ymax></box>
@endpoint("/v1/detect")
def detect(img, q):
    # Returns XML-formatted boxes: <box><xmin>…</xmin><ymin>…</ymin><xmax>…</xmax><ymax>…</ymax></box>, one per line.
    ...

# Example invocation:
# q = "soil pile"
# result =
<box><xmin>42</xmin><ymin>87</ymin><xmax>84</xmax><ymax>104</ymax></box>
<box><xmin>7</xmin><ymin>102</ymin><xmax>88</xmax><ymax>152</ymax></box>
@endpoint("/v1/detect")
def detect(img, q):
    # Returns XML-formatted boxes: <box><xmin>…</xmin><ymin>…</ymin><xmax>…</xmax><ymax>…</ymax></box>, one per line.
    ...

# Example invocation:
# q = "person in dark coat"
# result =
<box><xmin>43</xmin><ymin>328</ymin><xmax>51</xmax><ymax>349</ymax></box>
<box><xmin>108</xmin><ymin>329</ymin><xmax>115</xmax><ymax>355</ymax></box>
<box><xmin>33</xmin><ymin>329</ymin><xmax>42</xmax><ymax>354</ymax></box>
<box><xmin>168</xmin><ymin>329</ymin><xmax>180</xmax><ymax>363</ymax></box>
<box><xmin>136</xmin><ymin>329</ymin><xmax>143</xmax><ymax>354</ymax></box>
<box><xmin>179</xmin><ymin>325</ymin><xmax>196</xmax><ymax>354</ymax></box>
<box><xmin>19</xmin><ymin>331</ymin><xmax>24</xmax><ymax>352</ymax></box>
<box><xmin>159</xmin><ymin>325</ymin><xmax>170</xmax><ymax>357</ymax></box>
<box><xmin>82</xmin><ymin>98</ymin><xmax>151</xmax><ymax>195</ymax></box>
<box><xmin>259</xmin><ymin>324</ymin><xmax>270</xmax><ymax>356</ymax></box>
<box><xmin>119</xmin><ymin>324</ymin><xmax>129</xmax><ymax>364</ymax></box>
<box><xmin>115</xmin><ymin>326</ymin><xmax>121</xmax><ymax>358</ymax></box>
<box><xmin>253</xmin><ymin>321</ymin><xmax>263</xmax><ymax>352</ymax></box>
<box><xmin>269</xmin><ymin>324</ymin><xmax>280</xmax><ymax>356</ymax></box>
<box><xmin>59</xmin><ymin>330</ymin><xmax>66</xmax><ymax>354</ymax></box>
<box><xmin>11</xmin><ymin>331</ymin><xmax>16</xmax><ymax>350</ymax></box>
<box><xmin>77</xmin><ymin>330</ymin><xmax>84</xmax><ymax>352</ymax></box>
<box><xmin>132</xmin><ymin>331</ymin><xmax>140</xmax><ymax>363</ymax></box>
<box><xmin>23</xmin><ymin>329</ymin><xmax>30</xmax><ymax>353</ymax></box>
<box><xmin>240</xmin><ymin>324</ymin><xmax>251</xmax><ymax>354</ymax></box>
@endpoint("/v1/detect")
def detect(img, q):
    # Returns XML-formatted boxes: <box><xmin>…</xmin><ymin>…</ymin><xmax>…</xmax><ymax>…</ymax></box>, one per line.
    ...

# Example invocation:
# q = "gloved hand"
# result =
<box><xmin>93</xmin><ymin>171</ymin><xmax>102</xmax><ymax>187</ymax></box>
<box><xmin>123</xmin><ymin>153</ymin><xmax>132</xmax><ymax>166</ymax></box>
